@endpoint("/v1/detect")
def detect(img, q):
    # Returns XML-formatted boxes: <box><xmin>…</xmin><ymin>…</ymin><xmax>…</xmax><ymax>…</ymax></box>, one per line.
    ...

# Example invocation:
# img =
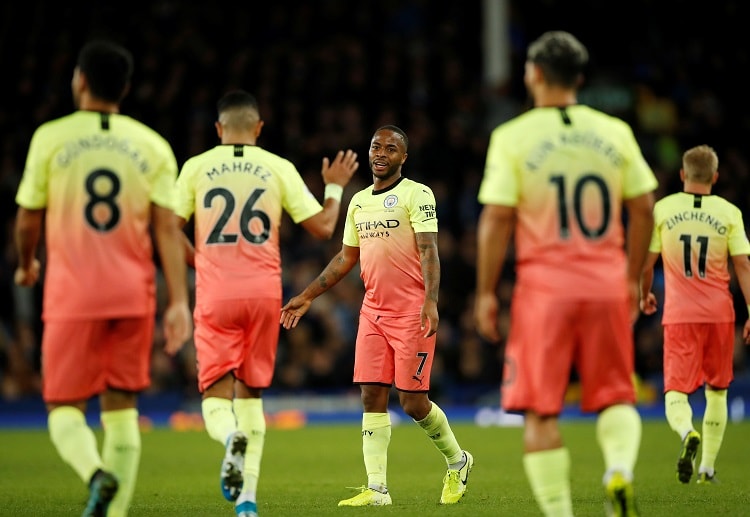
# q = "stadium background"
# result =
<box><xmin>0</xmin><ymin>0</ymin><xmax>748</xmax><ymax>425</ymax></box>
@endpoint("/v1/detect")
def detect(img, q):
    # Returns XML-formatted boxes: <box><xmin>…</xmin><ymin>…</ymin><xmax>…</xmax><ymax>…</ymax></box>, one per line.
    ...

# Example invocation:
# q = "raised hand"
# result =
<box><xmin>322</xmin><ymin>149</ymin><xmax>358</xmax><ymax>188</ymax></box>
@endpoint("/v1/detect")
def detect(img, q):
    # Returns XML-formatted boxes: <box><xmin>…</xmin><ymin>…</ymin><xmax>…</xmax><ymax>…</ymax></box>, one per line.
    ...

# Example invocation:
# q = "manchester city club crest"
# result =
<box><xmin>384</xmin><ymin>194</ymin><xmax>398</xmax><ymax>208</ymax></box>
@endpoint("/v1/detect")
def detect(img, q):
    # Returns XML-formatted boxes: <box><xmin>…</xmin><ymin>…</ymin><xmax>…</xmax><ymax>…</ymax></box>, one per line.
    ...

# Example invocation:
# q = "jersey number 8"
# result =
<box><xmin>84</xmin><ymin>169</ymin><xmax>121</xmax><ymax>232</ymax></box>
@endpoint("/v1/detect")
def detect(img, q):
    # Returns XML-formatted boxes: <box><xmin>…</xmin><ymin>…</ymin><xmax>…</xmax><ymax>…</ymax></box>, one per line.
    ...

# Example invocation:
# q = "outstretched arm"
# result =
<box><xmin>474</xmin><ymin>204</ymin><xmax>515</xmax><ymax>343</ymax></box>
<box><xmin>280</xmin><ymin>244</ymin><xmax>360</xmax><ymax>329</ymax></box>
<box><xmin>416</xmin><ymin>232</ymin><xmax>440</xmax><ymax>338</ymax></box>
<box><xmin>731</xmin><ymin>254</ymin><xmax>750</xmax><ymax>344</ymax></box>
<box><xmin>299</xmin><ymin>149</ymin><xmax>359</xmax><ymax>239</ymax></box>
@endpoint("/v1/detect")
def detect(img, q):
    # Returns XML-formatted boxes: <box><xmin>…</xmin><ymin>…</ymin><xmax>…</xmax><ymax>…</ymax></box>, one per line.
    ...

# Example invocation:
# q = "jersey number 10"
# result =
<box><xmin>549</xmin><ymin>173</ymin><xmax>611</xmax><ymax>239</ymax></box>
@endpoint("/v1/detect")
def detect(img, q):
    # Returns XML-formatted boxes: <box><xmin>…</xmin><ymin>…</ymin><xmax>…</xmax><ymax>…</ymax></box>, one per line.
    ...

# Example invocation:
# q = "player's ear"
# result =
<box><xmin>712</xmin><ymin>171</ymin><xmax>719</xmax><ymax>184</ymax></box>
<box><xmin>72</xmin><ymin>67</ymin><xmax>85</xmax><ymax>92</ymax></box>
<box><xmin>679</xmin><ymin>169</ymin><xmax>686</xmax><ymax>182</ymax></box>
<box><xmin>255</xmin><ymin>120</ymin><xmax>264</xmax><ymax>139</ymax></box>
<box><xmin>214</xmin><ymin>121</ymin><xmax>223</xmax><ymax>139</ymax></box>
<box><xmin>524</xmin><ymin>61</ymin><xmax>540</xmax><ymax>85</ymax></box>
<box><xmin>401</xmin><ymin>152</ymin><xmax>408</xmax><ymax>165</ymax></box>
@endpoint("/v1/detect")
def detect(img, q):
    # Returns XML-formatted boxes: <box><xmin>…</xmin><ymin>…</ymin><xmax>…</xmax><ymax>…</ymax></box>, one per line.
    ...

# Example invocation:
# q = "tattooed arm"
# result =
<box><xmin>280</xmin><ymin>244</ymin><xmax>360</xmax><ymax>329</ymax></box>
<box><xmin>416</xmin><ymin>231</ymin><xmax>440</xmax><ymax>338</ymax></box>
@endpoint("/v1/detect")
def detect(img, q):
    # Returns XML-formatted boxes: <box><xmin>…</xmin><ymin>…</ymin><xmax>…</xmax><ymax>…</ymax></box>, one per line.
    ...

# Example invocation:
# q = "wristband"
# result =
<box><xmin>324</xmin><ymin>183</ymin><xmax>344</xmax><ymax>202</ymax></box>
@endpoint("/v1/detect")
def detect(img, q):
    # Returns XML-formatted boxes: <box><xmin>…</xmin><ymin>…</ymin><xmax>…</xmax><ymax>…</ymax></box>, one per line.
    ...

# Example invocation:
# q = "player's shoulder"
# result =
<box><xmin>655</xmin><ymin>192</ymin><xmax>682</xmax><ymax>205</ymax></box>
<box><xmin>654</xmin><ymin>192</ymin><xmax>685</xmax><ymax>211</ymax></box>
<box><xmin>252</xmin><ymin>146</ymin><xmax>296</xmax><ymax>169</ymax></box>
<box><xmin>709</xmin><ymin>193</ymin><xmax>741</xmax><ymax>207</ymax></box>
<box><xmin>31</xmin><ymin>112</ymin><xmax>81</xmax><ymax>140</ymax></box>
<box><xmin>577</xmin><ymin>106</ymin><xmax>637</xmax><ymax>139</ymax></box>
<box><xmin>707</xmin><ymin>194</ymin><xmax>745</xmax><ymax>215</ymax></box>
<box><xmin>653</xmin><ymin>192</ymin><xmax>743</xmax><ymax>216</ymax></box>
<box><xmin>246</xmin><ymin>146</ymin><xmax>304</xmax><ymax>182</ymax></box>
<box><xmin>490</xmin><ymin>109</ymin><xmax>535</xmax><ymax>136</ymax></box>
<box><xmin>398</xmin><ymin>176</ymin><xmax>432</xmax><ymax>191</ymax></box>
<box><xmin>491</xmin><ymin>105</ymin><xmax>633</xmax><ymax>140</ymax></box>
<box><xmin>179</xmin><ymin>147</ymin><xmax>214</xmax><ymax>174</ymax></box>
<box><xmin>184</xmin><ymin>145</ymin><xmax>223</xmax><ymax>163</ymax></box>
<box><xmin>413</xmin><ymin>181</ymin><xmax>436</xmax><ymax>203</ymax></box>
<box><xmin>182</xmin><ymin>144</ymin><xmax>295</xmax><ymax>174</ymax></box>
<box><xmin>396</xmin><ymin>177</ymin><xmax>432</xmax><ymax>194</ymax></box>
<box><xmin>349</xmin><ymin>181</ymin><xmax>394</xmax><ymax>210</ymax></box>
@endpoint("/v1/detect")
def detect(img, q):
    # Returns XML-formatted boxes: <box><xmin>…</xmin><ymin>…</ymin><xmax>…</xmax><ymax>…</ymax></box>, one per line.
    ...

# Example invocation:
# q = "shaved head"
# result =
<box><xmin>217</xmin><ymin>90</ymin><xmax>260</xmax><ymax>131</ymax></box>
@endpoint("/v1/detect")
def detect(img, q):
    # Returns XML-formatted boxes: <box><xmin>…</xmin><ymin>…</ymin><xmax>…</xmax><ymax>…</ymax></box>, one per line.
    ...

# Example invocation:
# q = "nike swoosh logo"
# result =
<box><xmin>460</xmin><ymin>455</ymin><xmax>472</xmax><ymax>485</ymax></box>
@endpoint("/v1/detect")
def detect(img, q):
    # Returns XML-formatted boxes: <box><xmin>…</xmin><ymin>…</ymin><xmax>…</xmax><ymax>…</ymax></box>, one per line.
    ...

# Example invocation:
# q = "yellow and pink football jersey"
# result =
<box><xmin>15</xmin><ymin>111</ymin><xmax>178</xmax><ymax>320</ymax></box>
<box><xmin>343</xmin><ymin>177</ymin><xmax>437</xmax><ymax>316</ymax></box>
<box><xmin>174</xmin><ymin>144</ymin><xmax>323</xmax><ymax>302</ymax></box>
<box><xmin>478</xmin><ymin>105</ymin><xmax>658</xmax><ymax>298</ymax></box>
<box><xmin>649</xmin><ymin>192</ymin><xmax>750</xmax><ymax>323</ymax></box>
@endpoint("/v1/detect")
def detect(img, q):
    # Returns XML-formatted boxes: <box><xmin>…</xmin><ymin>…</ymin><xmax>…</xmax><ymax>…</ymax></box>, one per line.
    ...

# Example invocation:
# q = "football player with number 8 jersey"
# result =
<box><xmin>14</xmin><ymin>39</ymin><xmax>192</xmax><ymax>517</ymax></box>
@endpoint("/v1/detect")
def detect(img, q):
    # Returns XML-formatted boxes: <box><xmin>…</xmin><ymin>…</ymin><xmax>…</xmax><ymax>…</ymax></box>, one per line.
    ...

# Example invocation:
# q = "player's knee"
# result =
<box><xmin>400</xmin><ymin>395</ymin><xmax>430</xmax><ymax>421</ymax></box>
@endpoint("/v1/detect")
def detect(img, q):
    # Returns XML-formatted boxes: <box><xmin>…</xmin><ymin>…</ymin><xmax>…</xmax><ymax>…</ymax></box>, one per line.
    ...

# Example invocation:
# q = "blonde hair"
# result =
<box><xmin>682</xmin><ymin>145</ymin><xmax>718</xmax><ymax>184</ymax></box>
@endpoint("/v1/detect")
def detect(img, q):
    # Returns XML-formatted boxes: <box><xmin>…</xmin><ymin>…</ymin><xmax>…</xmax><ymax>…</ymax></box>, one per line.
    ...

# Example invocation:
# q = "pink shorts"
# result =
<box><xmin>193</xmin><ymin>298</ymin><xmax>280</xmax><ymax>392</ymax></box>
<box><xmin>354</xmin><ymin>311</ymin><xmax>435</xmax><ymax>392</ymax></box>
<box><xmin>663</xmin><ymin>322</ymin><xmax>735</xmax><ymax>393</ymax></box>
<box><xmin>502</xmin><ymin>285</ymin><xmax>636</xmax><ymax>415</ymax></box>
<box><xmin>42</xmin><ymin>317</ymin><xmax>154</xmax><ymax>403</ymax></box>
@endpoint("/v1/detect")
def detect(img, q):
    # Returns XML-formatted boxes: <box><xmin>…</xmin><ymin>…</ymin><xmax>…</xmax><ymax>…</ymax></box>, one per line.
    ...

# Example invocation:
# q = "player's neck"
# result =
<box><xmin>683</xmin><ymin>182</ymin><xmax>712</xmax><ymax>195</ymax></box>
<box><xmin>372</xmin><ymin>173</ymin><xmax>402</xmax><ymax>191</ymax></box>
<box><xmin>78</xmin><ymin>98</ymin><xmax>120</xmax><ymax>113</ymax></box>
<box><xmin>533</xmin><ymin>88</ymin><xmax>577</xmax><ymax>108</ymax></box>
<box><xmin>78</xmin><ymin>90</ymin><xmax>120</xmax><ymax>113</ymax></box>
<box><xmin>220</xmin><ymin>130</ymin><xmax>257</xmax><ymax>146</ymax></box>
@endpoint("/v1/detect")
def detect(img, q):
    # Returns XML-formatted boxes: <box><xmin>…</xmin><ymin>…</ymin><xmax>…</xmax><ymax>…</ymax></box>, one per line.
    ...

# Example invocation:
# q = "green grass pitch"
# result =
<box><xmin>1</xmin><ymin>420</ymin><xmax>748</xmax><ymax>516</ymax></box>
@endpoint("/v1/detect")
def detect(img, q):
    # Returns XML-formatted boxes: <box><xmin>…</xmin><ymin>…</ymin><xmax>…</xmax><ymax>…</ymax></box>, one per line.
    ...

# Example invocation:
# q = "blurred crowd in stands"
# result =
<box><xmin>1</xmin><ymin>1</ymin><xmax>748</xmax><ymax>404</ymax></box>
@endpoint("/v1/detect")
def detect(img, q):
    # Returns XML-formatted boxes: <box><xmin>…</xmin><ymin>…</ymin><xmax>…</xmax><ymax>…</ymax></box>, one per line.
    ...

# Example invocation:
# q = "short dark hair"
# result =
<box><xmin>375</xmin><ymin>124</ymin><xmax>408</xmax><ymax>151</ymax></box>
<box><xmin>77</xmin><ymin>40</ymin><xmax>133</xmax><ymax>103</ymax></box>
<box><xmin>527</xmin><ymin>31</ymin><xmax>588</xmax><ymax>88</ymax></box>
<box><xmin>217</xmin><ymin>89</ymin><xmax>259</xmax><ymax>116</ymax></box>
